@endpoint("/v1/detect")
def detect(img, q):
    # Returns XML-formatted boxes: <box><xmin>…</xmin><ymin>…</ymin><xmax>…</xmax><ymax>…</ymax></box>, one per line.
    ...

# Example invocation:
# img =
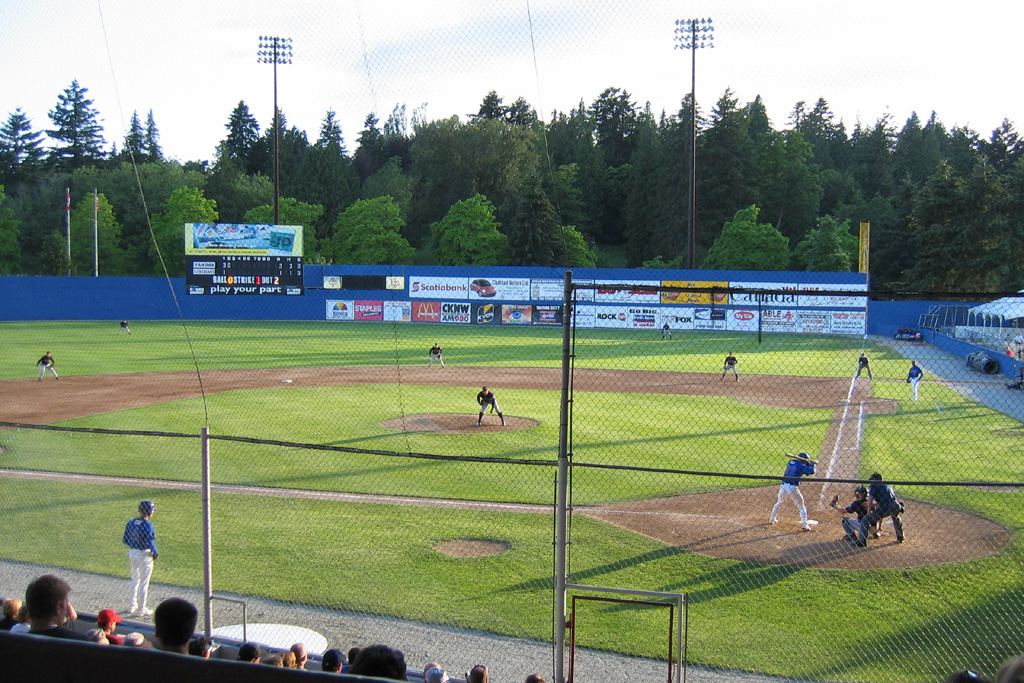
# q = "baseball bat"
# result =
<box><xmin>784</xmin><ymin>452</ymin><xmax>819</xmax><ymax>464</ymax></box>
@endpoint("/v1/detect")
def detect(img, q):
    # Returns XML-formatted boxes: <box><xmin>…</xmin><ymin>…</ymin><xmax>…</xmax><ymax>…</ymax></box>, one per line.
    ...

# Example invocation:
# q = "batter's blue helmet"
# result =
<box><xmin>139</xmin><ymin>500</ymin><xmax>156</xmax><ymax>515</ymax></box>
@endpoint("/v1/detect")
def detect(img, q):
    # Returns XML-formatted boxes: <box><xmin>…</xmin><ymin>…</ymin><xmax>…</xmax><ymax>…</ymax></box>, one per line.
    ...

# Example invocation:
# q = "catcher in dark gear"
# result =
<box><xmin>830</xmin><ymin>485</ymin><xmax>879</xmax><ymax>544</ymax></box>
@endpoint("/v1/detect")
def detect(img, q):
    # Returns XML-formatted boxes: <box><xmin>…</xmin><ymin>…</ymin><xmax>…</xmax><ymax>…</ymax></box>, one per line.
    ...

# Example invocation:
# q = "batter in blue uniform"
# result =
<box><xmin>769</xmin><ymin>452</ymin><xmax>816</xmax><ymax>531</ymax></box>
<box><xmin>123</xmin><ymin>500</ymin><xmax>159</xmax><ymax>616</ymax></box>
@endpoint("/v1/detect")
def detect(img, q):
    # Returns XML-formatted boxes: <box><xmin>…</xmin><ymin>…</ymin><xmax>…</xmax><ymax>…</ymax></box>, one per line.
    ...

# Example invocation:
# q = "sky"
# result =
<box><xmin>1</xmin><ymin>0</ymin><xmax>1021</xmax><ymax>164</ymax></box>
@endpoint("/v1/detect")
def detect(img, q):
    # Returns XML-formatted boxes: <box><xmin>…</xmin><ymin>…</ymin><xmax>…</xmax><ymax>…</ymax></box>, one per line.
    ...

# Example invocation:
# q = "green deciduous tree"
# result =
<box><xmin>793</xmin><ymin>215</ymin><xmax>857</xmax><ymax>271</ymax></box>
<box><xmin>47</xmin><ymin>80</ymin><xmax>107</xmax><ymax>170</ymax></box>
<box><xmin>702</xmin><ymin>205</ymin><xmax>789</xmax><ymax>270</ymax></box>
<box><xmin>150</xmin><ymin>186</ymin><xmax>219</xmax><ymax>276</ymax></box>
<box><xmin>430</xmin><ymin>194</ymin><xmax>507</xmax><ymax>266</ymax></box>
<box><xmin>68</xmin><ymin>192</ymin><xmax>127</xmax><ymax>275</ymax></box>
<box><xmin>322</xmin><ymin>196</ymin><xmax>414</xmax><ymax>265</ymax></box>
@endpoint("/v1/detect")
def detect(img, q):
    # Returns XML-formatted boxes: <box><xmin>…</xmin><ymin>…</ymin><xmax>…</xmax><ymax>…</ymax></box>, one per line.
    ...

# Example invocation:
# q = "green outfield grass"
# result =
<box><xmin>2</xmin><ymin>320</ymin><xmax>1024</xmax><ymax>682</ymax></box>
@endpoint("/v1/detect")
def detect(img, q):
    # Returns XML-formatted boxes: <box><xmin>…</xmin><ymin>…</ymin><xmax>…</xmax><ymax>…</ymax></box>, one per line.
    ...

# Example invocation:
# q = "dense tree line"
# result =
<box><xmin>1</xmin><ymin>80</ymin><xmax>1022</xmax><ymax>290</ymax></box>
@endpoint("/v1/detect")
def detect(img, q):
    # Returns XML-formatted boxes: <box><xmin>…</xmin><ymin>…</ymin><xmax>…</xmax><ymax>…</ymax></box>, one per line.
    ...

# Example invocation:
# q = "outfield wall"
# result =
<box><xmin>1</xmin><ymin>268</ymin><xmax>880</xmax><ymax>334</ymax></box>
<box><xmin>0</xmin><ymin>270</ymin><xmax>962</xmax><ymax>340</ymax></box>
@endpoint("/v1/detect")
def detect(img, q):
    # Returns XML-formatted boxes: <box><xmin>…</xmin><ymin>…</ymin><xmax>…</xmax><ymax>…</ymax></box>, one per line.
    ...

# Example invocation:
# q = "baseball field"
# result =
<box><xmin>1</xmin><ymin>320</ymin><xmax>1022</xmax><ymax>682</ymax></box>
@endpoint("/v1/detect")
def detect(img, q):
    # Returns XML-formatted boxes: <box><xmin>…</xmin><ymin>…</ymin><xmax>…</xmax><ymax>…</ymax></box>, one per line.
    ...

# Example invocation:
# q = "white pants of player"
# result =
<box><xmin>479</xmin><ymin>400</ymin><xmax>501</xmax><ymax>418</ymax></box>
<box><xmin>128</xmin><ymin>549</ymin><xmax>155</xmax><ymax>612</ymax></box>
<box><xmin>770</xmin><ymin>483</ymin><xmax>808</xmax><ymax>526</ymax></box>
<box><xmin>723</xmin><ymin>365</ymin><xmax>737</xmax><ymax>376</ymax></box>
<box><xmin>38</xmin><ymin>365</ymin><xmax>58</xmax><ymax>380</ymax></box>
<box><xmin>910</xmin><ymin>376</ymin><xmax>921</xmax><ymax>400</ymax></box>
<box><xmin>429</xmin><ymin>353</ymin><xmax>444</xmax><ymax>368</ymax></box>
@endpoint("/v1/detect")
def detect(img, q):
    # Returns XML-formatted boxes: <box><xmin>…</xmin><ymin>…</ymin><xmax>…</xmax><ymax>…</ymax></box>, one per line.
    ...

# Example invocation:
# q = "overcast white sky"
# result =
<box><xmin>2</xmin><ymin>0</ymin><xmax>1020</xmax><ymax>164</ymax></box>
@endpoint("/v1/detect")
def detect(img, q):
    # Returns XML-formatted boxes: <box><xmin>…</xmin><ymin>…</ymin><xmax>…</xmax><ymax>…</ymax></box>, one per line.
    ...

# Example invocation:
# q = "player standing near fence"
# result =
<box><xmin>428</xmin><ymin>343</ymin><xmax>444</xmax><ymax>368</ymax></box>
<box><xmin>118</xmin><ymin>320</ymin><xmax>132</xmax><ymax>335</ymax></box>
<box><xmin>856</xmin><ymin>353</ymin><xmax>872</xmax><ymax>379</ymax></box>
<box><xmin>123</xmin><ymin>500</ymin><xmax>159</xmax><ymax>617</ymax></box>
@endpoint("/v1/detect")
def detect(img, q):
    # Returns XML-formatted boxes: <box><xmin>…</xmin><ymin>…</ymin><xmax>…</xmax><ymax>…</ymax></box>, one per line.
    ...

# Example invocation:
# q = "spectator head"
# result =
<box><xmin>262</xmin><ymin>654</ymin><xmax>284</xmax><ymax>667</ymax></box>
<box><xmin>124</xmin><ymin>632</ymin><xmax>148</xmax><ymax>647</ymax></box>
<box><xmin>946</xmin><ymin>671</ymin><xmax>991</xmax><ymax>683</ymax></box>
<box><xmin>350</xmin><ymin>644</ymin><xmax>408</xmax><ymax>680</ymax></box>
<box><xmin>25</xmin><ymin>574</ymin><xmax>73</xmax><ymax>624</ymax></box>
<box><xmin>998</xmin><ymin>657</ymin><xmax>1024</xmax><ymax>683</ymax></box>
<box><xmin>322</xmin><ymin>648</ymin><xmax>346</xmax><ymax>673</ymax></box>
<box><xmin>85</xmin><ymin>629</ymin><xmax>109</xmax><ymax>644</ymax></box>
<box><xmin>348</xmin><ymin>647</ymin><xmax>362</xmax><ymax>667</ymax></box>
<box><xmin>97</xmin><ymin>608</ymin><xmax>122</xmax><ymax>634</ymax></box>
<box><xmin>188</xmin><ymin>635</ymin><xmax>216</xmax><ymax>658</ymax></box>
<box><xmin>238</xmin><ymin>642</ymin><xmax>263</xmax><ymax>663</ymax></box>
<box><xmin>3</xmin><ymin>597</ymin><xmax>22</xmax><ymax>620</ymax></box>
<box><xmin>526</xmin><ymin>675</ymin><xmax>547</xmax><ymax>683</ymax></box>
<box><xmin>291</xmin><ymin>642</ymin><xmax>308</xmax><ymax>668</ymax></box>
<box><xmin>468</xmin><ymin>664</ymin><xmax>489</xmax><ymax>683</ymax></box>
<box><xmin>425</xmin><ymin>666</ymin><xmax>450</xmax><ymax>683</ymax></box>
<box><xmin>153</xmin><ymin>597</ymin><xmax>198</xmax><ymax>653</ymax></box>
<box><xmin>281</xmin><ymin>651</ymin><xmax>298</xmax><ymax>668</ymax></box>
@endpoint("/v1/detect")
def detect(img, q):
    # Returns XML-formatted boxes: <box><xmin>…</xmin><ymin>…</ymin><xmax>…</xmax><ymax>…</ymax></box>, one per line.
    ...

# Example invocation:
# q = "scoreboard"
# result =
<box><xmin>184</xmin><ymin>223</ymin><xmax>304</xmax><ymax>295</ymax></box>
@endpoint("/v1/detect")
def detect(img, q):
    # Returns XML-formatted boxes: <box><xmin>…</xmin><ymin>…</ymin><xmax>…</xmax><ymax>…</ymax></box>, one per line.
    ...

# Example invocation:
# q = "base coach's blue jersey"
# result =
<box><xmin>123</xmin><ymin>517</ymin><xmax>158</xmax><ymax>554</ymax></box>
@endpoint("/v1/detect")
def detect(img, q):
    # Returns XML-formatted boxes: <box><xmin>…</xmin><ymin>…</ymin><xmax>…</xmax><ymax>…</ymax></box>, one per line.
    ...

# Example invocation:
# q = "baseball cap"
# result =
<box><xmin>425</xmin><ymin>667</ymin><xmax>450</xmax><ymax>683</ymax></box>
<box><xmin>798</xmin><ymin>452</ymin><xmax>808</xmax><ymax>459</ymax></box>
<box><xmin>139</xmin><ymin>500</ymin><xmax>156</xmax><ymax>515</ymax></box>
<box><xmin>97</xmin><ymin>608</ymin><xmax>122</xmax><ymax>624</ymax></box>
<box><xmin>322</xmin><ymin>649</ymin><xmax>347</xmax><ymax>671</ymax></box>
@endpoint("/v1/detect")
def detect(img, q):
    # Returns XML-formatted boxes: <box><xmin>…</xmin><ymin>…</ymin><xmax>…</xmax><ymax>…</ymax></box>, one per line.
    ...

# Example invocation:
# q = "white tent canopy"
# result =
<box><xmin>968</xmin><ymin>290</ymin><xmax>1024</xmax><ymax>322</ymax></box>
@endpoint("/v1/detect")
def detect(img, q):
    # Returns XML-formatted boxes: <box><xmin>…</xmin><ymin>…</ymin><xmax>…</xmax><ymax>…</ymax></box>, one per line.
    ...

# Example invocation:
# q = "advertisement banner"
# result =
<box><xmin>595</xmin><ymin>280</ymin><xmax>661</xmax><ymax>303</ymax></box>
<box><xmin>353</xmin><ymin>300</ymin><xmax>383</xmax><ymax>321</ymax></box>
<box><xmin>412</xmin><ymin>301</ymin><xmax>442</xmax><ymax>323</ymax></box>
<box><xmin>797</xmin><ymin>310</ymin><xmax>830</xmax><ymax>334</ymax></box>
<box><xmin>569</xmin><ymin>305</ymin><xmax>596</xmax><ymax>328</ymax></box>
<box><xmin>798</xmin><ymin>283</ymin><xmax>868</xmax><ymax>308</ymax></box>
<box><xmin>532</xmin><ymin>278</ymin><xmax>594</xmax><ymax>302</ymax></box>
<box><xmin>326</xmin><ymin>300</ymin><xmax>353</xmax><ymax>321</ymax></box>
<box><xmin>831</xmin><ymin>310</ymin><xmax>867</xmax><ymax>335</ymax></box>
<box><xmin>761</xmin><ymin>308</ymin><xmax>797</xmax><ymax>332</ymax></box>
<box><xmin>501</xmin><ymin>304</ymin><xmax>532</xmax><ymax>324</ymax></box>
<box><xmin>693</xmin><ymin>307</ymin><xmax>727</xmax><ymax>331</ymax></box>
<box><xmin>661</xmin><ymin>309</ymin><xmax>695</xmax><ymax>330</ymax></box>
<box><xmin>186</xmin><ymin>223</ymin><xmax>303</xmax><ymax>256</ymax></box>
<box><xmin>323</xmin><ymin>276</ymin><xmax>341</xmax><ymax>289</ymax></box>
<box><xmin>729</xmin><ymin>309</ymin><xmax>759</xmax><ymax>332</ymax></box>
<box><xmin>409</xmin><ymin>276</ymin><xmax>469</xmax><ymax>300</ymax></box>
<box><xmin>474</xmin><ymin>303</ymin><xmax>498</xmax><ymax>325</ymax></box>
<box><xmin>662</xmin><ymin>280</ymin><xmax>729</xmax><ymax>305</ymax></box>
<box><xmin>729</xmin><ymin>281</ymin><xmax>798</xmax><ymax>306</ymax></box>
<box><xmin>383</xmin><ymin>300</ymin><xmax>411</xmax><ymax>322</ymax></box>
<box><xmin>468</xmin><ymin>277</ymin><xmax>530</xmax><ymax>301</ymax></box>
<box><xmin>629</xmin><ymin>307</ymin><xmax>659</xmax><ymax>329</ymax></box>
<box><xmin>532</xmin><ymin>305</ymin><xmax>563</xmax><ymax>325</ymax></box>
<box><xmin>440</xmin><ymin>301</ymin><xmax>472</xmax><ymax>324</ymax></box>
<box><xmin>594</xmin><ymin>306</ymin><xmax>630</xmax><ymax>328</ymax></box>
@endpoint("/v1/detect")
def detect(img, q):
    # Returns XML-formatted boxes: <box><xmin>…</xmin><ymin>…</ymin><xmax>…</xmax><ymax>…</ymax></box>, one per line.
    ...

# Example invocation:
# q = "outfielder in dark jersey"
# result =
<box><xmin>722</xmin><ymin>353</ymin><xmax>738</xmax><ymax>381</ymax></box>
<box><xmin>476</xmin><ymin>387</ymin><xmax>505</xmax><ymax>427</ymax></box>
<box><xmin>37</xmin><ymin>351</ymin><xmax>59</xmax><ymax>380</ymax></box>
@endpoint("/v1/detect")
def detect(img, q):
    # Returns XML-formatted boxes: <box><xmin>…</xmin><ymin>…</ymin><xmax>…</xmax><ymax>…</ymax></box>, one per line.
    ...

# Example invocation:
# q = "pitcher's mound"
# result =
<box><xmin>381</xmin><ymin>413</ymin><xmax>538</xmax><ymax>433</ymax></box>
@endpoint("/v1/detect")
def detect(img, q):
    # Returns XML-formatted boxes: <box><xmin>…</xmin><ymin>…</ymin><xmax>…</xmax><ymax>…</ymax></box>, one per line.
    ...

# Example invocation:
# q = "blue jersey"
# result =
<box><xmin>869</xmin><ymin>482</ymin><xmax>898</xmax><ymax>507</ymax></box>
<box><xmin>908</xmin><ymin>366</ymin><xmax>923</xmax><ymax>380</ymax></box>
<box><xmin>123</xmin><ymin>517</ymin><xmax>158</xmax><ymax>554</ymax></box>
<box><xmin>782</xmin><ymin>458</ymin><xmax>815</xmax><ymax>485</ymax></box>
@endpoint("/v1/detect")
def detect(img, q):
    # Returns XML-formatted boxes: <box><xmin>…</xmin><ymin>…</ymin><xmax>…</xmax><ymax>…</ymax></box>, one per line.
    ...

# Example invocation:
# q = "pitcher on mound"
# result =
<box><xmin>476</xmin><ymin>387</ymin><xmax>505</xmax><ymax>427</ymax></box>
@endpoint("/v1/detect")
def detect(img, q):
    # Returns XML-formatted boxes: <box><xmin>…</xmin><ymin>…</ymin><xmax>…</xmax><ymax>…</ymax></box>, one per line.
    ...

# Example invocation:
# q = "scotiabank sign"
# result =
<box><xmin>409</xmin><ymin>277</ymin><xmax>468</xmax><ymax>299</ymax></box>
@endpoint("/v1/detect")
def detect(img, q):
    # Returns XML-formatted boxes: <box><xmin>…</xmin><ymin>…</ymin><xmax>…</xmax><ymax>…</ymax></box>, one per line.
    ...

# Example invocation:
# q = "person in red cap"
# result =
<box><xmin>97</xmin><ymin>608</ymin><xmax>124</xmax><ymax>644</ymax></box>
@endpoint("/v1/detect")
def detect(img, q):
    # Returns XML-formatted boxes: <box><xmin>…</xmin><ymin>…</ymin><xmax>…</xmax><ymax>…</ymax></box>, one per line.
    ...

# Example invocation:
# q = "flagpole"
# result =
<box><xmin>93</xmin><ymin>189</ymin><xmax>99</xmax><ymax>277</ymax></box>
<box><xmin>65</xmin><ymin>187</ymin><xmax>71</xmax><ymax>275</ymax></box>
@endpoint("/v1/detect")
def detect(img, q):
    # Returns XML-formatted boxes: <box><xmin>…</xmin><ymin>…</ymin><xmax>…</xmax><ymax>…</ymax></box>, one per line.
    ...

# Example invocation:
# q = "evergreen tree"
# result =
<box><xmin>354</xmin><ymin>113</ymin><xmax>387</xmax><ymax>180</ymax></box>
<box><xmin>0</xmin><ymin>185</ymin><xmax>22</xmax><ymax>273</ymax></box>
<box><xmin>144</xmin><ymin>110</ymin><xmax>163</xmax><ymax>162</ymax></box>
<box><xmin>979</xmin><ymin>119</ymin><xmax>1022</xmax><ymax>173</ymax></box>
<box><xmin>507</xmin><ymin>185</ymin><xmax>566</xmax><ymax>266</ymax></box>
<box><xmin>220</xmin><ymin>101</ymin><xmax>261</xmax><ymax>173</ymax></box>
<box><xmin>0</xmin><ymin>108</ymin><xmax>45</xmax><ymax>184</ymax></box>
<box><xmin>590</xmin><ymin>87</ymin><xmax>639</xmax><ymax>168</ymax></box>
<box><xmin>121</xmin><ymin>111</ymin><xmax>145</xmax><ymax>160</ymax></box>
<box><xmin>47</xmin><ymin>80</ymin><xmax>107</xmax><ymax>170</ymax></box>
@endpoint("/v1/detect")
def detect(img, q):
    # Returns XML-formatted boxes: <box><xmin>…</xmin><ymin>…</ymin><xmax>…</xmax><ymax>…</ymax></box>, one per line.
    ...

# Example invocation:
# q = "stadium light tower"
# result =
<box><xmin>257</xmin><ymin>36</ymin><xmax>293</xmax><ymax>225</ymax></box>
<box><xmin>674</xmin><ymin>18</ymin><xmax>713</xmax><ymax>269</ymax></box>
